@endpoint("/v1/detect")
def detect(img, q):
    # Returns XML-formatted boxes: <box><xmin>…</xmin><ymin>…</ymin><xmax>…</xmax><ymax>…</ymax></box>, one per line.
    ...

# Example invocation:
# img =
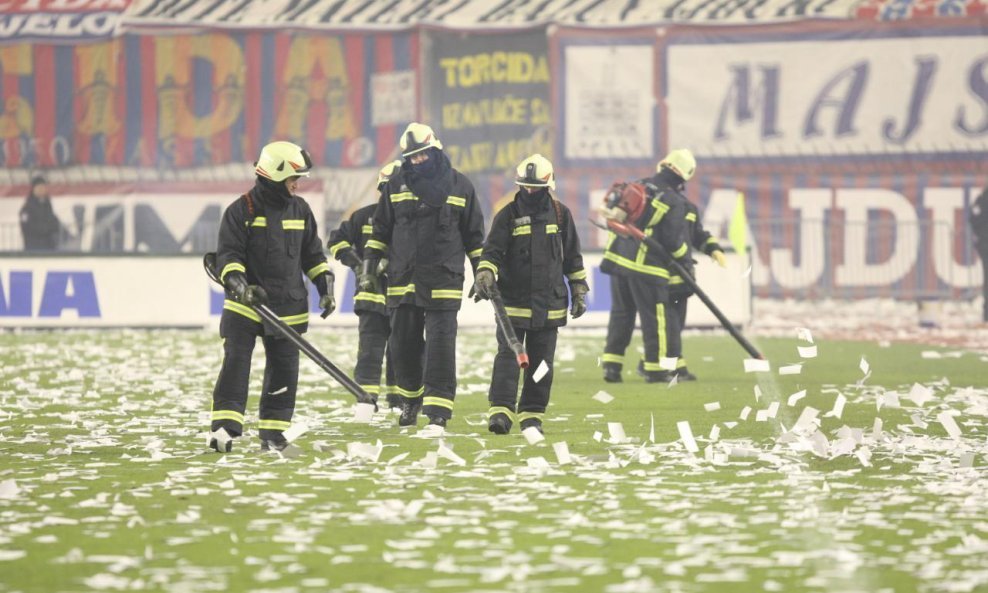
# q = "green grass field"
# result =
<box><xmin>0</xmin><ymin>329</ymin><xmax>986</xmax><ymax>593</ymax></box>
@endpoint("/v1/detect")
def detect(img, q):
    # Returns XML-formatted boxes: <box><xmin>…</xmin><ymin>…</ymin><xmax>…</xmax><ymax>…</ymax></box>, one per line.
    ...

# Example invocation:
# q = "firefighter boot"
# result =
<box><xmin>520</xmin><ymin>418</ymin><xmax>544</xmax><ymax>435</ymax></box>
<box><xmin>603</xmin><ymin>363</ymin><xmax>623</xmax><ymax>383</ymax></box>
<box><xmin>488</xmin><ymin>412</ymin><xmax>512</xmax><ymax>435</ymax></box>
<box><xmin>399</xmin><ymin>398</ymin><xmax>422</xmax><ymax>427</ymax></box>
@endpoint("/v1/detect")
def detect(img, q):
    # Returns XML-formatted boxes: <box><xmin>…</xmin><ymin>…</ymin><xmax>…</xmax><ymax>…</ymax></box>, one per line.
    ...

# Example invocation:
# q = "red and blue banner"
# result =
<box><xmin>0</xmin><ymin>30</ymin><xmax>419</xmax><ymax>169</ymax></box>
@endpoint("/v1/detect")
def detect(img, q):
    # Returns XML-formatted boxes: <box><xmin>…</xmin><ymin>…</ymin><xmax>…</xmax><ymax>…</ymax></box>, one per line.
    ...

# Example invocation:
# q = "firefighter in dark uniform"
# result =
<box><xmin>972</xmin><ymin>187</ymin><xmax>988</xmax><ymax>322</ymax></box>
<box><xmin>360</xmin><ymin>123</ymin><xmax>485</xmax><ymax>429</ymax></box>
<box><xmin>599</xmin><ymin>149</ymin><xmax>691</xmax><ymax>383</ymax></box>
<box><xmin>326</xmin><ymin>160</ymin><xmax>402</xmax><ymax>409</ymax></box>
<box><xmin>474</xmin><ymin>154</ymin><xmax>588</xmax><ymax>435</ymax></box>
<box><xmin>667</xmin><ymin>171</ymin><xmax>728</xmax><ymax>381</ymax></box>
<box><xmin>209</xmin><ymin>141</ymin><xmax>335</xmax><ymax>452</ymax></box>
<box><xmin>19</xmin><ymin>175</ymin><xmax>62</xmax><ymax>251</ymax></box>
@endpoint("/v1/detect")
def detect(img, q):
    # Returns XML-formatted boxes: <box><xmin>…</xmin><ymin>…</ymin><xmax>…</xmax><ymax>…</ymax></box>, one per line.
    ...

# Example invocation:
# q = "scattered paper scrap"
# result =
<box><xmin>937</xmin><ymin>411</ymin><xmax>963</xmax><ymax>439</ymax></box>
<box><xmin>767</xmin><ymin>402</ymin><xmax>780</xmax><ymax>419</ymax></box>
<box><xmin>859</xmin><ymin>357</ymin><xmax>870</xmax><ymax>375</ymax></box>
<box><xmin>797</xmin><ymin>345</ymin><xmax>818</xmax><ymax>359</ymax></box>
<box><xmin>739</xmin><ymin>406</ymin><xmax>752</xmax><ymax>421</ymax></box>
<box><xmin>676</xmin><ymin>421</ymin><xmax>699</xmax><ymax>453</ymax></box>
<box><xmin>744</xmin><ymin>358</ymin><xmax>771</xmax><ymax>373</ymax></box>
<box><xmin>523</xmin><ymin>426</ymin><xmax>546</xmax><ymax>445</ymax></box>
<box><xmin>649</xmin><ymin>413</ymin><xmax>656</xmax><ymax>444</ymax></box>
<box><xmin>708</xmin><ymin>425</ymin><xmax>720</xmax><ymax>442</ymax></box>
<box><xmin>703</xmin><ymin>402</ymin><xmax>721</xmax><ymax>412</ymax></box>
<box><xmin>779</xmin><ymin>364</ymin><xmax>802</xmax><ymax>375</ymax></box>
<box><xmin>607</xmin><ymin>422</ymin><xmax>628</xmax><ymax>444</ymax></box>
<box><xmin>825</xmin><ymin>393</ymin><xmax>847</xmax><ymax>419</ymax></box>
<box><xmin>283</xmin><ymin>420</ymin><xmax>309</xmax><ymax>442</ymax></box>
<box><xmin>908</xmin><ymin>383</ymin><xmax>935</xmax><ymax>407</ymax></box>
<box><xmin>353</xmin><ymin>403</ymin><xmax>375</xmax><ymax>424</ymax></box>
<box><xmin>532</xmin><ymin>360</ymin><xmax>550</xmax><ymax>383</ymax></box>
<box><xmin>437</xmin><ymin>442</ymin><xmax>466</xmax><ymax>466</ymax></box>
<box><xmin>754</xmin><ymin>385</ymin><xmax>762</xmax><ymax>402</ymax></box>
<box><xmin>592</xmin><ymin>391</ymin><xmax>614</xmax><ymax>404</ymax></box>
<box><xmin>796</xmin><ymin>327</ymin><xmax>814</xmax><ymax>343</ymax></box>
<box><xmin>787</xmin><ymin>390</ymin><xmax>807</xmax><ymax>407</ymax></box>
<box><xmin>0</xmin><ymin>479</ymin><xmax>19</xmax><ymax>500</ymax></box>
<box><xmin>659</xmin><ymin>357</ymin><xmax>678</xmax><ymax>371</ymax></box>
<box><xmin>553</xmin><ymin>441</ymin><xmax>572</xmax><ymax>465</ymax></box>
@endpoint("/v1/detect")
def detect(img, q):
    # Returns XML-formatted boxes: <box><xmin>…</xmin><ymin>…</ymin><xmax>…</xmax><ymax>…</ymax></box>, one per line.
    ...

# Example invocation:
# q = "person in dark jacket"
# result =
<box><xmin>209</xmin><ymin>141</ymin><xmax>335</xmax><ymax>453</ymax></box>
<box><xmin>971</xmin><ymin>187</ymin><xmax>988</xmax><ymax>322</ymax></box>
<box><xmin>19</xmin><ymin>175</ymin><xmax>62</xmax><ymax>251</ymax></box>
<box><xmin>599</xmin><ymin>149</ymin><xmax>691</xmax><ymax>384</ymax></box>
<box><xmin>665</xmin><ymin>191</ymin><xmax>727</xmax><ymax>381</ymax></box>
<box><xmin>326</xmin><ymin>160</ymin><xmax>402</xmax><ymax>410</ymax></box>
<box><xmin>360</xmin><ymin>123</ymin><xmax>485</xmax><ymax>431</ymax></box>
<box><xmin>474</xmin><ymin>154</ymin><xmax>588</xmax><ymax>435</ymax></box>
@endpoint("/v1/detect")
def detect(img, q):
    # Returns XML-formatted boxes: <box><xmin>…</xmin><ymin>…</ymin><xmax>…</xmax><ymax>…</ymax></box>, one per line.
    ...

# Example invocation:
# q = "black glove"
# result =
<box><xmin>473</xmin><ymin>269</ymin><xmax>496</xmax><ymax>301</ymax></box>
<box><xmin>318</xmin><ymin>275</ymin><xmax>336</xmax><ymax>318</ymax></box>
<box><xmin>570</xmin><ymin>284</ymin><xmax>588</xmax><ymax>319</ymax></box>
<box><xmin>358</xmin><ymin>258</ymin><xmax>380</xmax><ymax>292</ymax></box>
<box><xmin>225</xmin><ymin>272</ymin><xmax>268</xmax><ymax>307</ymax></box>
<box><xmin>339</xmin><ymin>247</ymin><xmax>362</xmax><ymax>271</ymax></box>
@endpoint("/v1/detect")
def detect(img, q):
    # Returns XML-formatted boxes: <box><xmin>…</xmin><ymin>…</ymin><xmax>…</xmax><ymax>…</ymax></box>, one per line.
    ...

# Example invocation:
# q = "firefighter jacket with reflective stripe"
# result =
<box><xmin>366</xmin><ymin>168</ymin><xmax>485</xmax><ymax>310</ymax></box>
<box><xmin>670</xmin><ymin>200</ymin><xmax>724</xmax><ymax>293</ymax></box>
<box><xmin>327</xmin><ymin>203</ymin><xmax>387</xmax><ymax>315</ymax></box>
<box><xmin>478</xmin><ymin>191</ymin><xmax>588</xmax><ymax>330</ymax></box>
<box><xmin>216</xmin><ymin>182</ymin><xmax>331</xmax><ymax>329</ymax></box>
<box><xmin>600</xmin><ymin>175</ymin><xmax>689</xmax><ymax>285</ymax></box>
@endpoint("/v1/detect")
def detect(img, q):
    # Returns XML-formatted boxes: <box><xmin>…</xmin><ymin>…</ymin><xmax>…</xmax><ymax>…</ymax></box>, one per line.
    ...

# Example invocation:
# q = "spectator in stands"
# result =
<box><xmin>971</xmin><ymin>187</ymin><xmax>988</xmax><ymax>323</ymax></box>
<box><xmin>19</xmin><ymin>175</ymin><xmax>62</xmax><ymax>251</ymax></box>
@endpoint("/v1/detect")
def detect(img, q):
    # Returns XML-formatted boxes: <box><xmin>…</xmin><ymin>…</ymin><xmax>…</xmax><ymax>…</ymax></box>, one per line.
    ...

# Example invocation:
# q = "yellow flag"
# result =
<box><xmin>728</xmin><ymin>192</ymin><xmax>748</xmax><ymax>255</ymax></box>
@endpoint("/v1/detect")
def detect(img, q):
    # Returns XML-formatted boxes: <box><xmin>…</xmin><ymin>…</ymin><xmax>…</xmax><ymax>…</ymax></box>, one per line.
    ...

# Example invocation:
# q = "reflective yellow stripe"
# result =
<box><xmin>220</xmin><ymin>262</ymin><xmax>245</xmax><ymax>282</ymax></box>
<box><xmin>505</xmin><ymin>307</ymin><xmax>532</xmax><ymax>318</ymax></box>
<box><xmin>468</xmin><ymin>248</ymin><xmax>483</xmax><ymax>259</ymax></box>
<box><xmin>685</xmin><ymin>212</ymin><xmax>697</xmax><ymax>222</ymax></box>
<box><xmin>423</xmin><ymin>396</ymin><xmax>453</xmax><ymax>410</ymax></box>
<box><xmin>282</xmin><ymin>313</ymin><xmax>309</xmax><ymax>326</ymax></box>
<box><xmin>258</xmin><ymin>419</ymin><xmax>291</xmax><ymax>431</ymax></box>
<box><xmin>705</xmin><ymin>237</ymin><xmax>720</xmax><ymax>246</ymax></box>
<box><xmin>517</xmin><ymin>411</ymin><xmax>544</xmax><ymax>423</ymax></box>
<box><xmin>306</xmin><ymin>262</ymin><xmax>330</xmax><ymax>280</ymax></box>
<box><xmin>488</xmin><ymin>406</ymin><xmax>515</xmax><ymax>420</ymax></box>
<box><xmin>677</xmin><ymin>358</ymin><xmax>688</xmax><ymax>369</ymax></box>
<box><xmin>671</xmin><ymin>242</ymin><xmax>688</xmax><ymax>259</ymax></box>
<box><xmin>355</xmin><ymin>292</ymin><xmax>386</xmax><ymax>304</ymax></box>
<box><xmin>669</xmin><ymin>276</ymin><xmax>686</xmax><ymax>285</ymax></box>
<box><xmin>211</xmin><ymin>410</ymin><xmax>244</xmax><ymax>424</ymax></box>
<box><xmin>249</xmin><ymin>217</ymin><xmax>267</xmax><ymax>228</ymax></box>
<box><xmin>447</xmin><ymin>196</ymin><xmax>466</xmax><ymax>207</ymax></box>
<box><xmin>395</xmin><ymin>385</ymin><xmax>424</xmax><ymax>399</ymax></box>
<box><xmin>477</xmin><ymin>261</ymin><xmax>498</xmax><ymax>275</ymax></box>
<box><xmin>361</xmin><ymin>224</ymin><xmax>373</xmax><ymax>234</ymax></box>
<box><xmin>224</xmin><ymin>299</ymin><xmax>261</xmax><ymax>323</ymax></box>
<box><xmin>431</xmin><ymin>289</ymin><xmax>462</xmax><ymax>300</ymax></box>
<box><xmin>647</xmin><ymin>199</ymin><xmax>670</xmax><ymax>227</ymax></box>
<box><xmin>657</xmin><ymin>302</ymin><xmax>667</xmax><ymax>359</ymax></box>
<box><xmin>390</xmin><ymin>192</ymin><xmax>417</xmax><ymax>203</ymax></box>
<box><xmin>359</xmin><ymin>384</ymin><xmax>381</xmax><ymax>395</ymax></box>
<box><xmin>546</xmin><ymin>224</ymin><xmax>559</xmax><ymax>234</ymax></box>
<box><xmin>329</xmin><ymin>241</ymin><xmax>351</xmax><ymax>257</ymax></box>
<box><xmin>547</xmin><ymin>309</ymin><xmax>567</xmax><ymax>320</ymax></box>
<box><xmin>567</xmin><ymin>269</ymin><xmax>587</xmax><ymax>281</ymax></box>
<box><xmin>387</xmin><ymin>284</ymin><xmax>415</xmax><ymax>297</ymax></box>
<box><xmin>642</xmin><ymin>360</ymin><xmax>665</xmax><ymax>371</ymax></box>
<box><xmin>282</xmin><ymin>219</ymin><xmax>305</xmax><ymax>230</ymax></box>
<box><xmin>365</xmin><ymin>239</ymin><xmax>388</xmax><ymax>251</ymax></box>
<box><xmin>602</xmin><ymin>251</ymin><xmax>670</xmax><ymax>278</ymax></box>
<box><xmin>512</xmin><ymin>225</ymin><xmax>531</xmax><ymax>236</ymax></box>
<box><xmin>601</xmin><ymin>353</ymin><xmax>623</xmax><ymax>364</ymax></box>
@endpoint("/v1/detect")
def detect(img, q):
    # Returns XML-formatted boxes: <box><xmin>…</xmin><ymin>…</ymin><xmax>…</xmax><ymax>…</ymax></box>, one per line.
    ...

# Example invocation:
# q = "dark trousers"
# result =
<box><xmin>390</xmin><ymin>305</ymin><xmax>458</xmax><ymax>419</ymax></box>
<box><xmin>667</xmin><ymin>292</ymin><xmax>688</xmax><ymax>369</ymax></box>
<box><xmin>355</xmin><ymin>311</ymin><xmax>396</xmax><ymax>405</ymax></box>
<box><xmin>488</xmin><ymin>326</ymin><xmax>558</xmax><ymax>425</ymax></box>
<box><xmin>980</xmin><ymin>248</ymin><xmax>988</xmax><ymax>322</ymax></box>
<box><xmin>603</xmin><ymin>275</ymin><xmax>671</xmax><ymax>372</ymax></box>
<box><xmin>211</xmin><ymin>313</ymin><xmax>299</xmax><ymax>440</ymax></box>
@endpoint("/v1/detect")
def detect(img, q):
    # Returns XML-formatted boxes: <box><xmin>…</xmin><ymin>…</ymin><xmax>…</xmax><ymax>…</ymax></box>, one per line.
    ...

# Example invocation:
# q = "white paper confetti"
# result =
<box><xmin>859</xmin><ymin>357</ymin><xmax>870</xmax><ymax>375</ymax></box>
<box><xmin>703</xmin><ymin>402</ymin><xmax>721</xmax><ymax>412</ymax></box>
<box><xmin>522</xmin><ymin>426</ymin><xmax>546</xmax><ymax>445</ymax></box>
<box><xmin>766</xmin><ymin>402</ymin><xmax>780</xmax><ymax>419</ymax></box>
<box><xmin>754</xmin><ymin>385</ymin><xmax>762</xmax><ymax>402</ymax></box>
<box><xmin>937</xmin><ymin>411</ymin><xmax>963</xmax><ymax>439</ymax></box>
<box><xmin>648</xmin><ymin>413</ymin><xmax>655</xmax><ymax>444</ymax></box>
<box><xmin>282</xmin><ymin>420</ymin><xmax>309</xmax><ymax>442</ymax></box>
<box><xmin>744</xmin><ymin>358</ymin><xmax>771</xmax><ymax>373</ymax></box>
<box><xmin>787</xmin><ymin>390</ymin><xmax>807</xmax><ymax>407</ymax></box>
<box><xmin>676</xmin><ymin>421</ymin><xmax>699</xmax><ymax>453</ymax></box>
<box><xmin>797</xmin><ymin>345</ymin><xmax>818</xmax><ymax>358</ymax></box>
<box><xmin>592</xmin><ymin>391</ymin><xmax>614</xmax><ymax>404</ymax></box>
<box><xmin>908</xmin><ymin>383</ymin><xmax>935</xmax><ymax>407</ymax></box>
<box><xmin>0</xmin><ymin>479</ymin><xmax>19</xmax><ymax>500</ymax></box>
<box><xmin>708</xmin><ymin>424</ymin><xmax>720</xmax><ymax>442</ymax></box>
<box><xmin>553</xmin><ymin>441</ymin><xmax>572</xmax><ymax>465</ymax></box>
<box><xmin>437</xmin><ymin>442</ymin><xmax>466</xmax><ymax>466</ymax></box>
<box><xmin>352</xmin><ymin>403</ymin><xmax>376</xmax><ymax>424</ymax></box>
<box><xmin>607</xmin><ymin>422</ymin><xmax>628</xmax><ymax>443</ymax></box>
<box><xmin>532</xmin><ymin>360</ymin><xmax>550</xmax><ymax>383</ymax></box>
<box><xmin>779</xmin><ymin>364</ymin><xmax>803</xmax><ymax>375</ymax></box>
<box><xmin>825</xmin><ymin>393</ymin><xmax>847</xmax><ymax>419</ymax></box>
<box><xmin>796</xmin><ymin>327</ymin><xmax>814</xmax><ymax>343</ymax></box>
<box><xmin>659</xmin><ymin>357</ymin><xmax>678</xmax><ymax>371</ymax></box>
<box><xmin>739</xmin><ymin>406</ymin><xmax>752</xmax><ymax>421</ymax></box>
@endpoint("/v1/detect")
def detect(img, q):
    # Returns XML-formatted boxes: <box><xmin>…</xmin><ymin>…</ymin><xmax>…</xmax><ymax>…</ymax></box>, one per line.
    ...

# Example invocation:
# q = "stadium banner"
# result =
<box><xmin>660</xmin><ymin>22</ymin><xmax>988</xmax><ymax>162</ymax></box>
<box><xmin>0</xmin><ymin>30</ymin><xmax>417</xmax><ymax>170</ymax></box>
<box><xmin>119</xmin><ymin>0</ymin><xmax>987</xmax><ymax>28</ymax></box>
<box><xmin>0</xmin><ymin>0</ymin><xmax>129</xmax><ymax>43</ymax></box>
<box><xmin>0</xmin><ymin>252</ymin><xmax>751</xmax><ymax>328</ymax></box>
<box><xmin>424</xmin><ymin>27</ymin><xmax>552</xmax><ymax>175</ymax></box>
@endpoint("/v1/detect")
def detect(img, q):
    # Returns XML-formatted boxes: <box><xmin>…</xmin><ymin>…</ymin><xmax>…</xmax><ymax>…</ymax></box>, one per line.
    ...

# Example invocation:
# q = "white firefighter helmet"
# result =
<box><xmin>657</xmin><ymin>148</ymin><xmax>696</xmax><ymax>182</ymax></box>
<box><xmin>399</xmin><ymin>122</ymin><xmax>443</xmax><ymax>158</ymax></box>
<box><xmin>377</xmin><ymin>159</ymin><xmax>402</xmax><ymax>186</ymax></box>
<box><xmin>255</xmin><ymin>141</ymin><xmax>312</xmax><ymax>182</ymax></box>
<box><xmin>515</xmin><ymin>153</ymin><xmax>555</xmax><ymax>190</ymax></box>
